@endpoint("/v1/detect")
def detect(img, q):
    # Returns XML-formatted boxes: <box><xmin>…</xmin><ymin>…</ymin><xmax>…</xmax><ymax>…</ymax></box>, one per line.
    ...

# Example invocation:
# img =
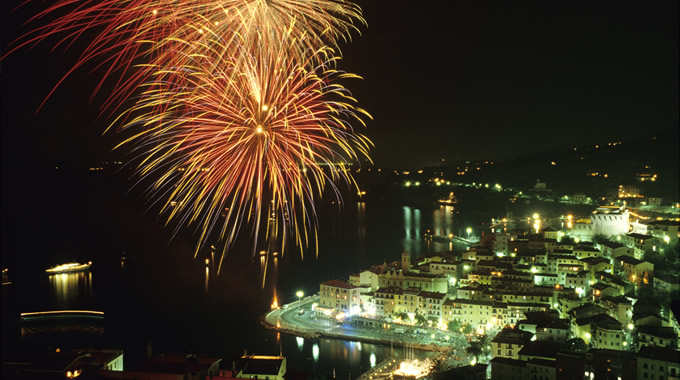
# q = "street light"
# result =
<box><xmin>296</xmin><ymin>290</ymin><xmax>304</xmax><ymax>302</ymax></box>
<box><xmin>466</xmin><ymin>227</ymin><xmax>472</xmax><ymax>238</ymax></box>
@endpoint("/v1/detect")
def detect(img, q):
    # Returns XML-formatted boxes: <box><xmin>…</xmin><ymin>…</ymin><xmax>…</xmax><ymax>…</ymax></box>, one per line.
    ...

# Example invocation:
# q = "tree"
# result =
<box><xmin>466</xmin><ymin>341</ymin><xmax>483</xmax><ymax>361</ymax></box>
<box><xmin>462</xmin><ymin>323</ymin><xmax>473</xmax><ymax>334</ymax></box>
<box><xmin>448</xmin><ymin>319</ymin><xmax>461</xmax><ymax>332</ymax></box>
<box><xmin>593</xmin><ymin>234</ymin><xmax>612</xmax><ymax>245</ymax></box>
<box><xmin>559</xmin><ymin>236</ymin><xmax>576</xmax><ymax>245</ymax></box>
<box><xmin>567</xmin><ymin>337</ymin><xmax>588</xmax><ymax>352</ymax></box>
<box><xmin>415</xmin><ymin>312</ymin><xmax>427</xmax><ymax>326</ymax></box>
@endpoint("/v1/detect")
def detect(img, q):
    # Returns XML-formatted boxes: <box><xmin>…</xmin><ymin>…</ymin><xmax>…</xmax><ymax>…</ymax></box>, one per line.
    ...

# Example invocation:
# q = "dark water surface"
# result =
<box><xmin>2</xmin><ymin>170</ymin><xmax>468</xmax><ymax>377</ymax></box>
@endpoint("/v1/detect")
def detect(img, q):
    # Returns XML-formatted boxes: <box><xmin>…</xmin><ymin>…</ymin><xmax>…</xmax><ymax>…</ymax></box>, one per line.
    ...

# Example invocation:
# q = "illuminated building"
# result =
<box><xmin>572</xmin><ymin>245</ymin><xmax>602</xmax><ymax>260</ymax></box>
<box><xmin>491</xmin><ymin>327</ymin><xmax>534</xmax><ymax>360</ymax></box>
<box><xmin>621</xmin><ymin>232</ymin><xmax>658</xmax><ymax>256</ymax></box>
<box><xmin>578</xmin><ymin>257</ymin><xmax>612</xmax><ymax>275</ymax></box>
<box><xmin>378</xmin><ymin>270</ymin><xmax>448</xmax><ymax>293</ymax></box>
<box><xmin>319</xmin><ymin>280</ymin><xmax>361</xmax><ymax>316</ymax></box>
<box><xmin>646</xmin><ymin>219</ymin><xmax>680</xmax><ymax>244</ymax></box>
<box><xmin>591</xmin><ymin>206</ymin><xmax>629</xmax><ymax>237</ymax></box>
<box><xmin>617</xmin><ymin>256</ymin><xmax>654</xmax><ymax>287</ymax></box>
<box><xmin>417</xmin><ymin>290</ymin><xmax>447</xmax><ymax>320</ymax></box>
<box><xmin>591</xmin><ymin>315</ymin><xmax>624</xmax><ymax>350</ymax></box>
<box><xmin>600</xmin><ymin>296</ymin><xmax>633</xmax><ymax>325</ymax></box>
<box><xmin>599</xmin><ymin>241</ymin><xmax>634</xmax><ymax>260</ymax></box>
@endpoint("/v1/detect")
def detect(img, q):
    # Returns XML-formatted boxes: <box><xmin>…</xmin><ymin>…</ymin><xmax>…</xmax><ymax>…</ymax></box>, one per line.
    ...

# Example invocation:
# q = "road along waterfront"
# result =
<box><xmin>262</xmin><ymin>295</ymin><xmax>463</xmax><ymax>352</ymax></box>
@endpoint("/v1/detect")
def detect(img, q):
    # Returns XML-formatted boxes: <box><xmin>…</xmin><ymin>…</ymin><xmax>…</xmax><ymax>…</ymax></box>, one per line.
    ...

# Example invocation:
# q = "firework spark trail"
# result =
<box><xmin>7</xmin><ymin>0</ymin><xmax>365</xmax><ymax>113</ymax></box>
<box><xmin>7</xmin><ymin>0</ymin><xmax>371</xmax><ymax>270</ymax></box>
<box><xmin>116</xmin><ymin>32</ymin><xmax>372</xmax><ymax>271</ymax></box>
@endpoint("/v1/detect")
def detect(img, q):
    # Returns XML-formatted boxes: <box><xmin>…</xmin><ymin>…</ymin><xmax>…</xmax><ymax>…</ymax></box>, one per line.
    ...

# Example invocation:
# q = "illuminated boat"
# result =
<box><xmin>45</xmin><ymin>262</ymin><xmax>92</xmax><ymax>274</ymax></box>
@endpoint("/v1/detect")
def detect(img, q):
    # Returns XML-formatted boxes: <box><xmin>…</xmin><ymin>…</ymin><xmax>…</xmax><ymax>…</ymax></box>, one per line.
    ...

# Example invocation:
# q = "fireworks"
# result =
<box><xmin>9</xmin><ymin>0</ymin><xmax>365</xmax><ymax>112</ymax></box>
<box><xmin>118</xmin><ymin>34</ymin><xmax>371</xmax><ymax>269</ymax></box>
<box><xmin>9</xmin><ymin>0</ymin><xmax>370</xmax><ymax>269</ymax></box>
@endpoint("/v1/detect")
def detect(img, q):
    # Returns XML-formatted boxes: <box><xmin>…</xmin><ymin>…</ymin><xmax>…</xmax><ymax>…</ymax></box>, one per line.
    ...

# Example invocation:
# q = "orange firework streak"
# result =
<box><xmin>114</xmin><ymin>32</ymin><xmax>371</xmax><ymax>270</ymax></box>
<box><xmin>8</xmin><ymin>0</ymin><xmax>371</xmax><ymax>269</ymax></box>
<box><xmin>7</xmin><ymin>0</ymin><xmax>365</xmax><ymax>113</ymax></box>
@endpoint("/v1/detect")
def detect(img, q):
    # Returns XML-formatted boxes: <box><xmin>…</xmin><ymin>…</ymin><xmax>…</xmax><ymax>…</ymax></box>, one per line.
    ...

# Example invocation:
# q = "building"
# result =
<box><xmin>573</xmin><ymin>245</ymin><xmax>602</xmax><ymax>259</ymax></box>
<box><xmin>636</xmin><ymin>346</ymin><xmax>680</xmax><ymax>380</ymax></box>
<box><xmin>2</xmin><ymin>349</ymin><xmax>125</xmax><ymax>379</ymax></box>
<box><xmin>490</xmin><ymin>357</ymin><xmax>526</xmax><ymax>380</ymax></box>
<box><xmin>591</xmin><ymin>206</ymin><xmax>629</xmax><ymax>237</ymax></box>
<box><xmin>591</xmin><ymin>314</ymin><xmax>624</xmax><ymax>350</ymax></box>
<box><xmin>580</xmin><ymin>257</ymin><xmax>612</xmax><ymax>275</ymax></box>
<box><xmin>492</xmin><ymin>327</ymin><xmax>534</xmax><ymax>360</ymax></box>
<box><xmin>236</xmin><ymin>355</ymin><xmax>286</xmax><ymax>380</ymax></box>
<box><xmin>434</xmin><ymin>364</ymin><xmax>488</xmax><ymax>380</ymax></box>
<box><xmin>379</xmin><ymin>270</ymin><xmax>448</xmax><ymax>293</ymax></box>
<box><xmin>622</xmin><ymin>232</ymin><xmax>658</xmax><ymax>256</ymax></box>
<box><xmin>319</xmin><ymin>280</ymin><xmax>361</xmax><ymax>315</ymax></box>
<box><xmin>654</xmin><ymin>273</ymin><xmax>680</xmax><ymax>296</ymax></box>
<box><xmin>600</xmin><ymin>296</ymin><xmax>633</xmax><ymax>325</ymax></box>
<box><xmin>616</xmin><ymin>256</ymin><xmax>654</xmax><ymax>286</ymax></box>
<box><xmin>637</xmin><ymin>326</ymin><xmax>679</xmax><ymax>349</ymax></box>
<box><xmin>401</xmin><ymin>250</ymin><xmax>411</xmax><ymax>273</ymax></box>
<box><xmin>134</xmin><ymin>354</ymin><xmax>221</xmax><ymax>380</ymax></box>
<box><xmin>646</xmin><ymin>220</ymin><xmax>680</xmax><ymax>244</ymax></box>
<box><xmin>359</xmin><ymin>269</ymin><xmax>381</xmax><ymax>290</ymax></box>
<box><xmin>418</xmin><ymin>290</ymin><xmax>447</xmax><ymax>321</ymax></box>
<box><xmin>588</xmin><ymin>349</ymin><xmax>637</xmax><ymax>380</ymax></box>
<box><xmin>444</xmin><ymin>298</ymin><xmax>504</xmax><ymax>329</ymax></box>
<box><xmin>373</xmin><ymin>286</ymin><xmax>401</xmax><ymax>316</ymax></box>
<box><xmin>600</xmin><ymin>241</ymin><xmax>634</xmax><ymax>260</ymax></box>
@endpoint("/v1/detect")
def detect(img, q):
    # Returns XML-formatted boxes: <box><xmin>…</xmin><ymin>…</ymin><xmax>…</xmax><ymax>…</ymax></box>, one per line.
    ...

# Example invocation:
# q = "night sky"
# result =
<box><xmin>1</xmin><ymin>0</ymin><xmax>678</xmax><ymax>170</ymax></box>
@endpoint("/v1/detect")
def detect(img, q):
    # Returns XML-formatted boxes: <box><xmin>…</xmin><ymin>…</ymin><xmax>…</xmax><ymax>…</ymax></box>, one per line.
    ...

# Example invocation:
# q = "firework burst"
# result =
<box><xmin>7</xmin><ymin>0</ymin><xmax>365</xmax><ymax>112</ymax></box>
<box><xmin>7</xmin><ymin>0</ymin><xmax>371</xmax><ymax>269</ymax></box>
<box><xmin>116</xmin><ymin>32</ymin><xmax>371</xmax><ymax>270</ymax></box>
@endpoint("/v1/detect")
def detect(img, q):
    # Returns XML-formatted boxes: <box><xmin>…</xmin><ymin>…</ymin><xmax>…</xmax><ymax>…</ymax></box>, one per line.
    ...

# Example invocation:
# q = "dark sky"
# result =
<box><xmin>1</xmin><ymin>0</ymin><xmax>678</xmax><ymax>169</ymax></box>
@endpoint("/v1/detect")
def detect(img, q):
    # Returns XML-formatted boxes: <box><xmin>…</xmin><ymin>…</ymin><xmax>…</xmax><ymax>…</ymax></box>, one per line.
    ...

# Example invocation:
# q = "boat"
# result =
<box><xmin>45</xmin><ymin>262</ymin><xmax>92</xmax><ymax>274</ymax></box>
<box><xmin>438</xmin><ymin>191</ymin><xmax>457</xmax><ymax>206</ymax></box>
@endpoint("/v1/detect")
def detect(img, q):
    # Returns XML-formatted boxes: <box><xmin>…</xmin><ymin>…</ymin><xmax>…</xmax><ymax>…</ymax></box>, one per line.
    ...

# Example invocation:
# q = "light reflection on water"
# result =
<box><xmin>433</xmin><ymin>205</ymin><xmax>455</xmax><ymax>237</ymax></box>
<box><xmin>357</xmin><ymin>202</ymin><xmax>366</xmax><ymax>238</ymax></box>
<box><xmin>48</xmin><ymin>271</ymin><xmax>93</xmax><ymax>309</ymax></box>
<box><xmin>403</xmin><ymin>205</ymin><xmax>452</xmax><ymax>255</ymax></box>
<box><xmin>283</xmin><ymin>336</ymin><xmax>433</xmax><ymax>378</ymax></box>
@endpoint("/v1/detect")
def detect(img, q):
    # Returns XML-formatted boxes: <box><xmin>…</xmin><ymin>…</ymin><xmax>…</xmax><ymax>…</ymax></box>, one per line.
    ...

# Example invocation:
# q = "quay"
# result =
<box><xmin>262</xmin><ymin>296</ymin><xmax>456</xmax><ymax>353</ymax></box>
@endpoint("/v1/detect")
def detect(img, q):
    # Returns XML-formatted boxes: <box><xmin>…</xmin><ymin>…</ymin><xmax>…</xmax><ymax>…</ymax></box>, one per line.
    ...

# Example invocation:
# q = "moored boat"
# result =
<box><xmin>45</xmin><ymin>262</ymin><xmax>92</xmax><ymax>274</ymax></box>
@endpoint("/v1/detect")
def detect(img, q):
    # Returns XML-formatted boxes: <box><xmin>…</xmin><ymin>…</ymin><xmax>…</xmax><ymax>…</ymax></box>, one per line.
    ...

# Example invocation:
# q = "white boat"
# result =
<box><xmin>46</xmin><ymin>262</ymin><xmax>92</xmax><ymax>274</ymax></box>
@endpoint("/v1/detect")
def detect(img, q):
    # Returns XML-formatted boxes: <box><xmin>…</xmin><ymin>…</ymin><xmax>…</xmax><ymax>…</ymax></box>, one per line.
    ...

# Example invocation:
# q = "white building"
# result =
<box><xmin>591</xmin><ymin>206</ymin><xmax>629</xmax><ymax>237</ymax></box>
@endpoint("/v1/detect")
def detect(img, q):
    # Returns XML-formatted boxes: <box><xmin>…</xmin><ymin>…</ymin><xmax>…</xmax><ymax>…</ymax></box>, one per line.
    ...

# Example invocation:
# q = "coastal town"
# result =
<box><xmin>265</xmin><ymin>195</ymin><xmax>680</xmax><ymax>379</ymax></box>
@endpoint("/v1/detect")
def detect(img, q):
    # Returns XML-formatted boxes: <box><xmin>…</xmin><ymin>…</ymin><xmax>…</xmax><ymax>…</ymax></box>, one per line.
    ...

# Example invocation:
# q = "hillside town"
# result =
<box><xmin>314</xmin><ymin>204</ymin><xmax>680</xmax><ymax>380</ymax></box>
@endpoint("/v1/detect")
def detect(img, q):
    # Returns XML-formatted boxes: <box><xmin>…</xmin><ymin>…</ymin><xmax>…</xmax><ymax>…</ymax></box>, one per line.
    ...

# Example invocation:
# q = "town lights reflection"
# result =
<box><xmin>370</xmin><ymin>353</ymin><xmax>376</xmax><ymax>368</ymax></box>
<box><xmin>204</xmin><ymin>265</ymin><xmax>209</xmax><ymax>292</ymax></box>
<box><xmin>312</xmin><ymin>343</ymin><xmax>319</xmax><ymax>362</ymax></box>
<box><xmin>357</xmin><ymin>202</ymin><xmax>366</xmax><ymax>238</ymax></box>
<box><xmin>296</xmin><ymin>336</ymin><xmax>304</xmax><ymax>351</ymax></box>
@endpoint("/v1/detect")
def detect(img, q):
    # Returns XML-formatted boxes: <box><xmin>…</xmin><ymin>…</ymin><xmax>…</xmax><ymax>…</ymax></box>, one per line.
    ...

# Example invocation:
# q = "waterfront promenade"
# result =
<box><xmin>262</xmin><ymin>295</ymin><xmax>465</xmax><ymax>353</ymax></box>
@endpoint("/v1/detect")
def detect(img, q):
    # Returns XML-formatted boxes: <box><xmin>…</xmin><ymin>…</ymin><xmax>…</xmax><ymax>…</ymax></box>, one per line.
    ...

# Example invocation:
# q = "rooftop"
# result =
<box><xmin>239</xmin><ymin>355</ymin><xmax>284</xmax><ymax>376</ymax></box>
<box><xmin>321</xmin><ymin>280</ymin><xmax>356</xmax><ymax>289</ymax></box>
<box><xmin>492</xmin><ymin>328</ymin><xmax>534</xmax><ymax>345</ymax></box>
<box><xmin>637</xmin><ymin>346</ymin><xmax>680</xmax><ymax>363</ymax></box>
